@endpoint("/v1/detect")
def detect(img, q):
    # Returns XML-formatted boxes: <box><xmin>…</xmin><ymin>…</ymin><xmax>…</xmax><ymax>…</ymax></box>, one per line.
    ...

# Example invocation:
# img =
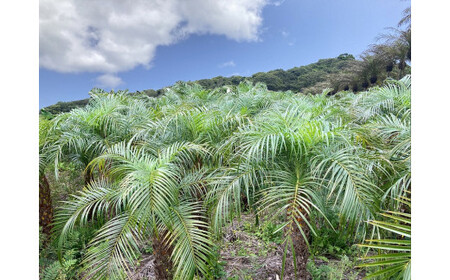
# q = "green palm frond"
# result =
<box><xmin>355</xmin><ymin>75</ymin><xmax>410</xmax><ymax>121</ymax></box>
<box><xmin>81</xmin><ymin>212</ymin><xmax>142</xmax><ymax>279</ymax></box>
<box><xmin>54</xmin><ymin>179</ymin><xmax>120</xmax><ymax>250</ymax></box>
<box><xmin>259</xmin><ymin>167</ymin><xmax>326</xmax><ymax>239</ymax></box>
<box><xmin>166</xmin><ymin>202</ymin><xmax>213</xmax><ymax>279</ymax></box>
<box><xmin>55</xmin><ymin>139</ymin><xmax>214</xmax><ymax>279</ymax></box>
<box><xmin>313</xmin><ymin>147</ymin><xmax>382</xmax><ymax>232</ymax></box>
<box><xmin>207</xmin><ymin>163</ymin><xmax>266</xmax><ymax>233</ymax></box>
<box><xmin>358</xmin><ymin>196</ymin><xmax>411</xmax><ymax>280</ymax></box>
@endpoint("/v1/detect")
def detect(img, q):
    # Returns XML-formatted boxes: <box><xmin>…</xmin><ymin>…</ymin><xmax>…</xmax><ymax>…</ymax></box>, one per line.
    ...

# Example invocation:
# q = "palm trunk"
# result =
<box><xmin>292</xmin><ymin>211</ymin><xmax>310</xmax><ymax>280</ymax></box>
<box><xmin>286</xmin><ymin>208</ymin><xmax>310</xmax><ymax>279</ymax></box>
<box><xmin>398</xmin><ymin>60</ymin><xmax>406</xmax><ymax>79</ymax></box>
<box><xmin>152</xmin><ymin>235</ymin><xmax>173</xmax><ymax>280</ymax></box>
<box><xmin>39</xmin><ymin>175</ymin><xmax>53</xmax><ymax>238</ymax></box>
<box><xmin>84</xmin><ymin>170</ymin><xmax>92</xmax><ymax>185</ymax></box>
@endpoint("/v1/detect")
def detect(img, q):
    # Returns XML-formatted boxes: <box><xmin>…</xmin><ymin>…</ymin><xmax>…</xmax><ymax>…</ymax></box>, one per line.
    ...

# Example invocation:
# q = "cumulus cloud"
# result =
<box><xmin>95</xmin><ymin>73</ymin><xmax>124</xmax><ymax>88</ymax></box>
<box><xmin>40</xmin><ymin>0</ymin><xmax>269</xmax><ymax>75</ymax></box>
<box><xmin>219</xmin><ymin>60</ymin><xmax>236</xmax><ymax>68</ymax></box>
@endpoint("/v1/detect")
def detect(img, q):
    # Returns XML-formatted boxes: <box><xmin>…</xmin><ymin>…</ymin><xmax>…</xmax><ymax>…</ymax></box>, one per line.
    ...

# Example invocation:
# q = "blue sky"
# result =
<box><xmin>39</xmin><ymin>0</ymin><xmax>410</xmax><ymax>108</ymax></box>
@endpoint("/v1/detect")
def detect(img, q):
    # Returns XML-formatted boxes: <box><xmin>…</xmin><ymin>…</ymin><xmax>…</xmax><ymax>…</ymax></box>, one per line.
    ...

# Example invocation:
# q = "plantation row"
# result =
<box><xmin>39</xmin><ymin>76</ymin><xmax>411</xmax><ymax>279</ymax></box>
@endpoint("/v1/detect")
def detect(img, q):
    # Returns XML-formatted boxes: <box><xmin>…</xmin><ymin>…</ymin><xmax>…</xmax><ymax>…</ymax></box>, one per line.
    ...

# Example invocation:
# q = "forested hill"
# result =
<box><xmin>40</xmin><ymin>53</ymin><xmax>410</xmax><ymax>116</ymax></box>
<box><xmin>195</xmin><ymin>53</ymin><xmax>356</xmax><ymax>92</ymax></box>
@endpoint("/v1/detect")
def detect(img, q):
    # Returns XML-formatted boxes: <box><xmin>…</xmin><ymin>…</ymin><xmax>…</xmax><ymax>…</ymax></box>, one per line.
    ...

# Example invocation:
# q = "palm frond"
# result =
<box><xmin>358</xmin><ymin>197</ymin><xmax>411</xmax><ymax>280</ymax></box>
<box><xmin>313</xmin><ymin>147</ymin><xmax>381</xmax><ymax>233</ymax></box>
<box><xmin>166</xmin><ymin>202</ymin><xmax>213</xmax><ymax>279</ymax></box>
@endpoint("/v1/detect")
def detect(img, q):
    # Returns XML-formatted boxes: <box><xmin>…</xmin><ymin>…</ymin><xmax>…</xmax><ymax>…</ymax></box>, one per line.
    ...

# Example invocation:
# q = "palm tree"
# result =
<box><xmin>206</xmin><ymin>93</ymin><xmax>338</xmax><ymax>278</ymax></box>
<box><xmin>55</xmin><ymin>142</ymin><xmax>213</xmax><ymax>279</ymax></box>
<box><xmin>398</xmin><ymin>7</ymin><xmax>411</xmax><ymax>30</ymax></box>
<box><xmin>370</xmin><ymin>28</ymin><xmax>411</xmax><ymax>79</ymax></box>
<box><xmin>362</xmin><ymin>6</ymin><xmax>411</xmax><ymax>81</ymax></box>
<box><xmin>39</xmin><ymin>90</ymin><xmax>150</xmax><ymax>238</ymax></box>
<box><xmin>46</xmin><ymin>89</ymin><xmax>147</xmax><ymax>184</ymax></box>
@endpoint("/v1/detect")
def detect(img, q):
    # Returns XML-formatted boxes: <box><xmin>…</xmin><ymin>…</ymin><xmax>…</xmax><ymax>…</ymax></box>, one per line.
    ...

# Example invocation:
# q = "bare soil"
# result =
<box><xmin>130</xmin><ymin>214</ymin><xmax>366</xmax><ymax>280</ymax></box>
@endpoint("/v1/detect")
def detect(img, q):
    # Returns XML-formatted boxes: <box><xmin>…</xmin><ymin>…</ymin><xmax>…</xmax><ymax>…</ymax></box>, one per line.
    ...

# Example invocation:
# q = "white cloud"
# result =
<box><xmin>219</xmin><ymin>60</ymin><xmax>236</xmax><ymax>68</ymax></box>
<box><xmin>269</xmin><ymin>0</ymin><xmax>285</xmax><ymax>7</ymax></box>
<box><xmin>281</xmin><ymin>30</ymin><xmax>289</xmax><ymax>38</ymax></box>
<box><xmin>40</xmin><ymin>0</ymin><xmax>268</xmax><ymax>74</ymax></box>
<box><xmin>95</xmin><ymin>73</ymin><xmax>124</xmax><ymax>88</ymax></box>
<box><xmin>226</xmin><ymin>72</ymin><xmax>241</xmax><ymax>77</ymax></box>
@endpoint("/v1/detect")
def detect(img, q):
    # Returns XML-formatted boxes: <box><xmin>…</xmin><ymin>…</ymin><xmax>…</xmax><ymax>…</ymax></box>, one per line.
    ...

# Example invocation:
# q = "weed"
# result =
<box><xmin>309</xmin><ymin>207</ymin><xmax>356</xmax><ymax>257</ymax></box>
<box><xmin>242</xmin><ymin>219</ymin><xmax>283</xmax><ymax>245</ymax></box>
<box><xmin>307</xmin><ymin>260</ymin><xmax>331</xmax><ymax>280</ymax></box>
<box><xmin>237</xmin><ymin>247</ymin><xmax>248</xmax><ymax>256</ymax></box>
<box><xmin>307</xmin><ymin>255</ymin><xmax>361</xmax><ymax>280</ymax></box>
<box><xmin>207</xmin><ymin>245</ymin><xmax>227</xmax><ymax>279</ymax></box>
<box><xmin>42</xmin><ymin>250</ymin><xmax>78</xmax><ymax>280</ymax></box>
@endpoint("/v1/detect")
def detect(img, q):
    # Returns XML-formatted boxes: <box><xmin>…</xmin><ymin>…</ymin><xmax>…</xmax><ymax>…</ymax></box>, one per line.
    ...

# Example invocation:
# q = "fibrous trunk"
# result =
<box><xmin>84</xmin><ymin>170</ymin><xmax>93</xmax><ymax>185</ymax></box>
<box><xmin>152</xmin><ymin>235</ymin><xmax>173</xmax><ymax>280</ymax></box>
<box><xmin>286</xmin><ymin>208</ymin><xmax>310</xmax><ymax>279</ymax></box>
<box><xmin>39</xmin><ymin>175</ymin><xmax>53</xmax><ymax>237</ymax></box>
<box><xmin>292</xmin><ymin>212</ymin><xmax>310</xmax><ymax>279</ymax></box>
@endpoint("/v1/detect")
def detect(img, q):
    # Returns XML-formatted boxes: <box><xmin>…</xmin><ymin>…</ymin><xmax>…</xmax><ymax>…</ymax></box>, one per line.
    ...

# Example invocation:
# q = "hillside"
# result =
<box><xmin>192</xmin><ymin>53</ymin><xmax>357</xmax><ymax>92</ymax></box>
<box><xmin>40</xmin><ymin>55</ymin><xmax>352</xmax><ymax>114</ymax></box>
<box><xmin>41</xmin><ymin>54</ymin><xmax>410</xmax><ymax>117</ymax></box>
<box><xmin>41</xmin><ymin>53</ymin><xmax>410</xmax><ymax>116</ymax></box>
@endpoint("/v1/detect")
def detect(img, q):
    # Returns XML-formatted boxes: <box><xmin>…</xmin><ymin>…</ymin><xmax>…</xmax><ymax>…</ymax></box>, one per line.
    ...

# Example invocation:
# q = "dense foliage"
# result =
<box><xmin>39</xmin><ymin>74</ymin><xmax>411</xmax><ymax>279</ymax></box>
<box><xmin>41</xmin><ymin>98</ymin><xmax>90</xmax><ymax>116</ymax></box>
<box><xmin>195</xmin><ymin>54</ymin><xmax>357</xmax><ymax>92</ymax></box>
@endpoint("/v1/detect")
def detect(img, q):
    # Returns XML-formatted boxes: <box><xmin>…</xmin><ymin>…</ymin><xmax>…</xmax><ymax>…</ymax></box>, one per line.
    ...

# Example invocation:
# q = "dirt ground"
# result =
<box><xmin>130</xmin><ymin>214</ymin><xmax>366</xmax><ymax>280</ymax></box>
